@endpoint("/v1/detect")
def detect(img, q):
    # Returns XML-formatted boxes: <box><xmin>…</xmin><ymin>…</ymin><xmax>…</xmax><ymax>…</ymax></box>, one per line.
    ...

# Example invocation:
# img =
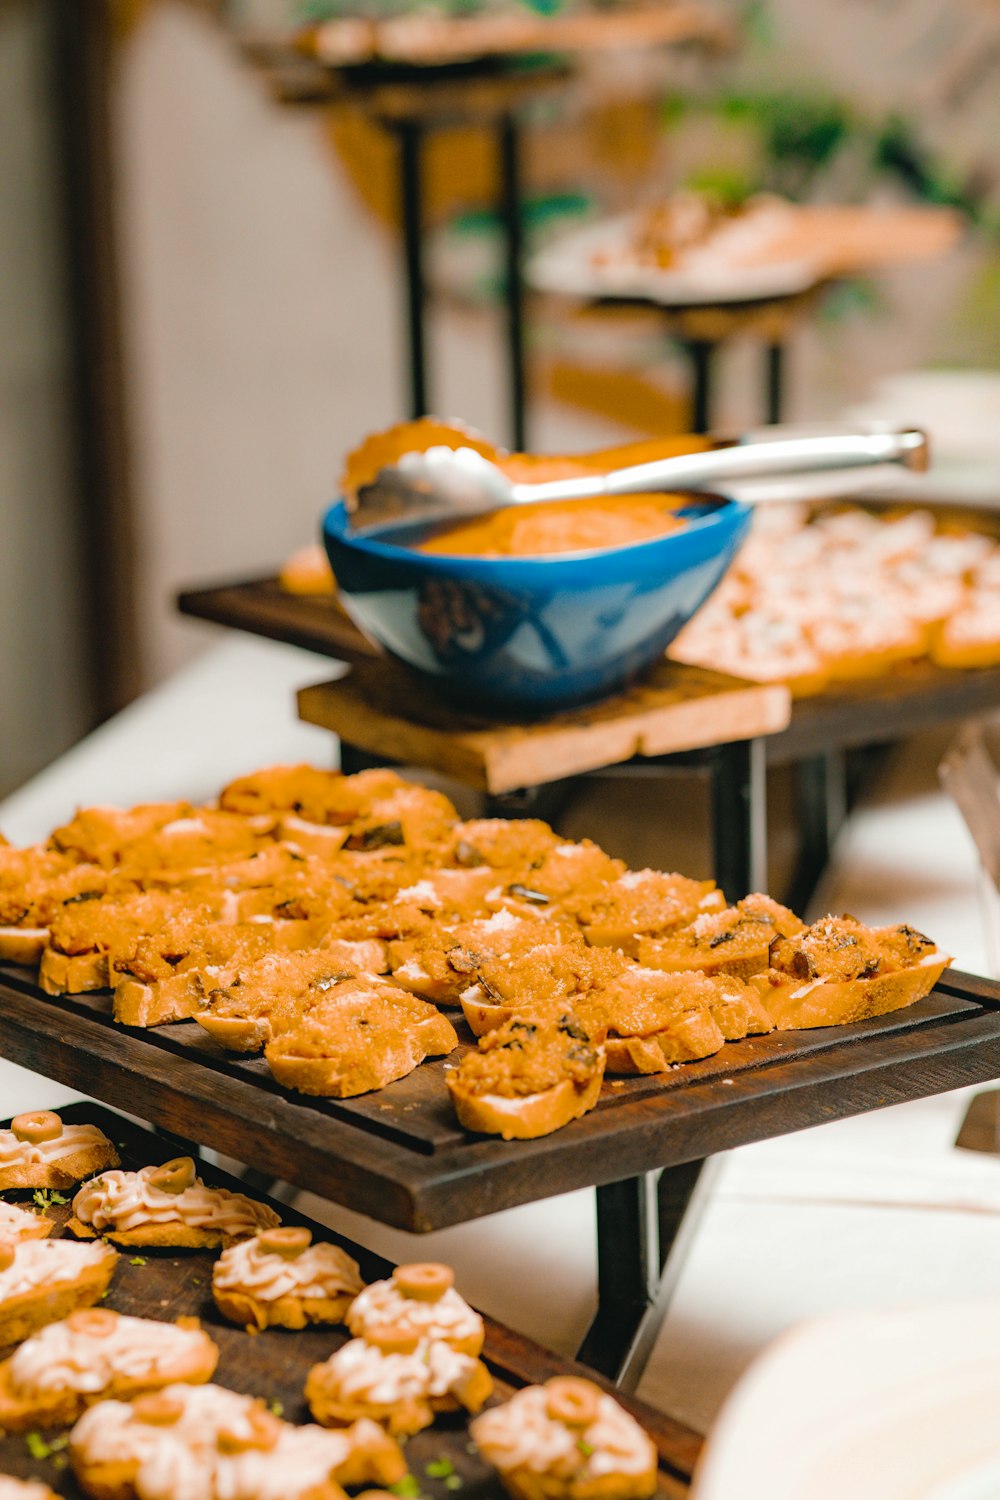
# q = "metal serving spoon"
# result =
<box><xmin>351</xmin><ymin>424</ymin><xmax>929</xmax><ymax>537</ymax></box>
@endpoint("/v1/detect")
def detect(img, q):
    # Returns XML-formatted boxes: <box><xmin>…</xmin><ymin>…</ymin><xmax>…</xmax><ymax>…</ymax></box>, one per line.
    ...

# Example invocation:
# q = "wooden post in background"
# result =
<box><xmin>48</xmin><ymin>0</ymin><xmax>140</xmax><ymax>723</ymax></box>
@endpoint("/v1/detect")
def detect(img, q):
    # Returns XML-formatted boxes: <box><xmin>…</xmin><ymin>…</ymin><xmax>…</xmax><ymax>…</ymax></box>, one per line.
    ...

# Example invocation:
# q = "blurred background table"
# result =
<box><xmin>242</xmin><ymin>4</ymin><xmax>735</xmax><ymax>446</ymax></box>
<box><xmin>527</xmin><ymin>202</ymin><xmax>961</xmax><ymax>430</ymax></box>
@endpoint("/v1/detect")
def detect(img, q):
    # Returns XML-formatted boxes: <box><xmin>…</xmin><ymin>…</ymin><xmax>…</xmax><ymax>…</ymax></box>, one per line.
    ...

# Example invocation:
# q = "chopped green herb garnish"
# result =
<box><xmin>577</xmin><ymin>1439</ymin><xmax>595</xmax><ymax>1457</ymax></box>
<box><xmin>191</xmin><ymin>1276</ymin><xmax>202</xmax><ymax>1286</ymax></box>
<box><xmin>269</xmin><ymin>1399</ymin><xmax>284</xmax><ymax>1417</ymax></box>
<box><xmin>425</xmin><ymin>1459</ymin><xmax>455</xmax><ymax>1480</ymax></box>
<box><xmin>31</xmin><ymin>1188</ymin><xmax>68</xmax><ymax>1210</ymax></box>
<box><xmin>25</xmin><ymin>1431</ymin><xmax>69</xmax><ymax>1461</ymax></box>
<box><xmin>390</xmin><ymin>1476</ymin><xmax>423</xmax><ymax>1499</ymax></box>
<box><xmin>129</xmin><ymin>1256</ymin><xmax>147</xmax><ymax>1266</ymax></box>
<box><xmin>445</xmin><ymin>1477</ymin><xmax>463</xmax><ymax>1490</ymax></box>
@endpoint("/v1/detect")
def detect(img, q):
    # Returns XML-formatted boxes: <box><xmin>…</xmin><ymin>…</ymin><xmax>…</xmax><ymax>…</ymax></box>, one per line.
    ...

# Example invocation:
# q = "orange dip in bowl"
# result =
<box><xmin>416</xmin><ymin>494</ymin><xmax>690</xmax><ymax>558</ymax></box>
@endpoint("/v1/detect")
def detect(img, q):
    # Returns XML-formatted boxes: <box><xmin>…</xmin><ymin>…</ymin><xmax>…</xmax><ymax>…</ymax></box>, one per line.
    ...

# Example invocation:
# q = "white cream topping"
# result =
<box><xmin>0</xmin><ymin>1122</ymin><xmax>111</xmax><ymax>1167</ymax></box>
<box><xmin>0</xmin><ymin>1202</ymin><xmax>47</xmax><ymax>1239</ymax></box>
<box><xmin>213</xmin><ymin>1237</ymin><xmax>363</xmax><ymax>1303</ymax></box>
<box><xmin>472</xmin><ymin>1385</ymin><xmax>656</xmax><ymax>1480</ymax></box>
<box><xmin>347</xmin><ymin>1278</ymin><xmax>482</xmax><ymax>1347</ymax></box>
<box><xmin>315</xmin><ymin>1337</ymin><xmax>475</xmax><ymax>1406</ymax></box>
<box><xmin>0</xmin><ymin>1238</ymin><xmax>112</xmax><ymax>1301</ymax></box>
<box><xmin>71</xmin><ymin>1167</ymin><xmax>279</xmax><ymax>1238</ymax></box>
<box><xmin>8</xmin><ymin>1313</ymin><xmax>210</xmax><ymax>1396</ymax></box>
<box><xmin>0</xmin><ymin>1480</ymin><xmax>55</xmax><ymax>1500</ymax></box>
<box><xmin>71</xmin><ymin>1384</ymin><xmax>390</xmax><ymax>1500</ymax></box>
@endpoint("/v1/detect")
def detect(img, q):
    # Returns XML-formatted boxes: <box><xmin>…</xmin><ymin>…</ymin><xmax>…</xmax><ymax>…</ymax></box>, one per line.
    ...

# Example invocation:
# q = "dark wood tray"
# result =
<box><xmin>0</xmin><ymin>1102</ymin><xmax>698</xmax><ymax>1498</ymax></box>
<box><xmin>178</xmin><ymin>577</ymin><xmax>380</xmax><ymax>667</ymax></box>
<box><xmin>2</xmin><ymin>964</ymin><xmax>999</xmax><ymax>1235</ymax></box>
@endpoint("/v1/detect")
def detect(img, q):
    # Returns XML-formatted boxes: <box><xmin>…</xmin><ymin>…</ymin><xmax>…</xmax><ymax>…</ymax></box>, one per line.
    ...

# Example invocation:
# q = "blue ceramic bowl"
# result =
<box><xmin>322</xmin><ymin>493</ymin><xmax>751</xmax><ymax>711</ymax></box>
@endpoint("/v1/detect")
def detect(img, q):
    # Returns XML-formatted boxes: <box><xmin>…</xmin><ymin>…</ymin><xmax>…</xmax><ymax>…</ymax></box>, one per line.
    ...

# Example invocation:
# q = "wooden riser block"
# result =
<box><xmin>297</xmin><ymin>657</ymin><xmax>791</xmax><ymax>794</ymax></box>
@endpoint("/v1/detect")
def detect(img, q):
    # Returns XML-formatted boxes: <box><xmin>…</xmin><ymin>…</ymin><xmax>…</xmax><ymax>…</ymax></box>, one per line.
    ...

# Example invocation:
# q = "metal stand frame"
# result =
<box><xmin>577</xmin><ymin>1160</ymin><xmax>718</xmax><ymax>1390</ymax></box>
<box><xmin>390</xmin><ymin>111</ymin><xmax>528</xmax><ymax>447</ymax></box>
<box><xmin>680</xmin><ymin>334</ymin><xmax>788</xmax><ymax>433</ymax></box>
<box><xmin>786</xmin><ymin>749</ymin><xmax>847</xmax><ymax>915</ymax></box>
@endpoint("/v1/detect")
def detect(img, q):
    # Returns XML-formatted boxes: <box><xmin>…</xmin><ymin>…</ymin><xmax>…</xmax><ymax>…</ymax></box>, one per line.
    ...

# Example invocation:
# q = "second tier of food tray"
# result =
<box><xmin>2</xmin><ymin>764</ymin><xmax>998</xmax><ymax>1234</ymax></box>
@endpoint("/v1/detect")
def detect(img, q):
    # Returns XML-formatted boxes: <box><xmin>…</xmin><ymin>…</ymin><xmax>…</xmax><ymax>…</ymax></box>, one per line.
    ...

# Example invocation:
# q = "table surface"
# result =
<box><xmin>0</xmin><ymin>1100</ymin><xmax>698</xmax><ymax>1498</ymax></box>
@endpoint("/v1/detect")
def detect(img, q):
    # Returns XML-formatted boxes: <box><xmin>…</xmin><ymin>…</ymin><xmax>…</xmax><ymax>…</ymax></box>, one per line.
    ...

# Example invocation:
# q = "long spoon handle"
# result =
<box><xmin>508</xmin><ymin>426</ymin><xmax>929</xmax><ymax>504</ymax></box>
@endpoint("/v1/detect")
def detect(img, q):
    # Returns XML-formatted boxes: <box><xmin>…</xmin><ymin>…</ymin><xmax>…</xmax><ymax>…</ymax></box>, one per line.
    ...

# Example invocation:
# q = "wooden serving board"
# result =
<box><xmin>297</xmin><ymin>660</ymin><xmax>790</xmax><ymax>794</ymax></box>
<box><xmin>1</xmin><ymin>966</ymin><xmax>999</xmax><ymax>1235</ymax></box>
<box><xmin>0</xmin><ymin>1103</ymin><xmax>698</xmax><ymax>1498</ymax></box>
<box><xmin>177</xmin><ymin>577</ymin><xmax>380</xmax><ymax>666</ymax></box>
<box><xmin>255</xmin><ymin>5</ymin><xmax>733</xmax><ymax>76</ymax></box>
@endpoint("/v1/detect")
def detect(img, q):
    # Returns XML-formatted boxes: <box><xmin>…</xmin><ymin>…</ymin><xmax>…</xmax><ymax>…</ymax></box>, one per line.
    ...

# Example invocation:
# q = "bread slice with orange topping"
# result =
<box><xmin>447</xmin><ymin>1014</ymin><xmax>606</xmax><ymax>1140</ymax></box>
<box><xmin>571</xmin><ymin>869</ymin><xmax>727</xmax><ymax>954</ymax></box>
<box><xmin>749</xmin><ymin>915</ymin><xmax>950</xmax><ymax>1028</ymax></box>
<box><xmin>389</xmin><ymin>909</ymin><xmax>582</xmax><ymax>1005</ymax></box>
<box><xmin>264</xmin><ymin>984</ymin><xmax>458</xmax><ymax>1098</ymax></box>
<box><xmin>599</xmin><ymin>968</ymin><xmax>773</xmax><ymax>1073</ymax></box>
<box><xmin>638</xmin><ymin>893</ymin><xmax>804</xmax><ymax>979</ymax></box>
<box><xmin>459</xmin><ymin>942</ymin><xmax>631</xmax><ymax>1037</ymax></box>
<box><xmin>196</xmin><ymin>956</ymin><xmax>396</xmax><ymax>1054</ymax></box>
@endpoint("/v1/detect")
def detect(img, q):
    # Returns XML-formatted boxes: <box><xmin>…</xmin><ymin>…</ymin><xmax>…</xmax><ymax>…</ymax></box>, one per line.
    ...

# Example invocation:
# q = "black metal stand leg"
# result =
<box><xmin>786</xmin><ymin>749</ymin><xmax>847</xmax><ymax>915</ymax></box>
<box><xmin>498</xmin><ymin>113</ymin><xmax>528</xmax><ymax>451</ymax></box>
<box><xmin>765</xmin><ymin>342</ymin><xmax>785</xmax><ymax>424</ymax></box>
<box><xmin>682</xmin><ymin>339</ymin><xmax>716</xmax><ymax>434</ymax></box>
<box><xmin>709</xmin><ymin>738</ymin><xmax>767</xmax><ymax>901</ymax></box>
<box><xmin>482</xmin><ymin>779</ymin><xmax>578</xmax><ymax>824</ymax></box>
<box><xmin>339</xmin><ymin>742</ymin><xmax>398</xmax><ymax>775</ymax></box>
<box><xmin>578</xmin><ymin>1175</ymin><xmax>660</xmax><ymax>1381</ymax></box>
<box><xmin>577</xmin><ymin>1161</ymin><xmax>714</xmax><ymax>1390</ymax></box>
<box><xmin>397</xmin><ymin>120</ymin><xmax>429</xmax><ymax>418</ymax></box>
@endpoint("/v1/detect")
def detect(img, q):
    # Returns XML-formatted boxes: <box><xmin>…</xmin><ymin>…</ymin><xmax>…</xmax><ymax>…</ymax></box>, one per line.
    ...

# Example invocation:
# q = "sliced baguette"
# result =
<box><xmin>0</xmin><ymin>926</ymin><xmax>50</xmax><ymax>965</ymax></box>
<box><xmin>448</xmin><ymin>1066</ymin><xmax>605</xmax><ymax>1141</ymax></box>
<box><xmin>751</xmin><ymin>949</ymin><xmax>950</xmax><ymax>1030</ymax></box>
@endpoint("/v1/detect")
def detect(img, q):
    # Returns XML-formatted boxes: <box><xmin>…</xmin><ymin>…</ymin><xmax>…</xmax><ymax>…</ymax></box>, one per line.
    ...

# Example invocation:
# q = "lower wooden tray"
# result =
<box><xmin>2</xmin><ymin>966</ymin><xmax>1000</xmax><ymax>1237</ymax></box>
<box><xmin>0</xmin><ymin>1103</ymin><xmax>698</xmax><ymax>1498</ymax></box>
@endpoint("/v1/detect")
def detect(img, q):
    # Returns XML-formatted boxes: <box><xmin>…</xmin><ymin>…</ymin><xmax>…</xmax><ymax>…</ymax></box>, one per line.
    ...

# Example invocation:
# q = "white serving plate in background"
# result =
<box><xmin>691</xmin><ymin>1301</ymin><xmax>1000</xmax><ymax>1500</ymax></box>
<box><xmin>527</xmin><ymin>212</ymin><xmax>818</xmax><ymax>308</ymax></box>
